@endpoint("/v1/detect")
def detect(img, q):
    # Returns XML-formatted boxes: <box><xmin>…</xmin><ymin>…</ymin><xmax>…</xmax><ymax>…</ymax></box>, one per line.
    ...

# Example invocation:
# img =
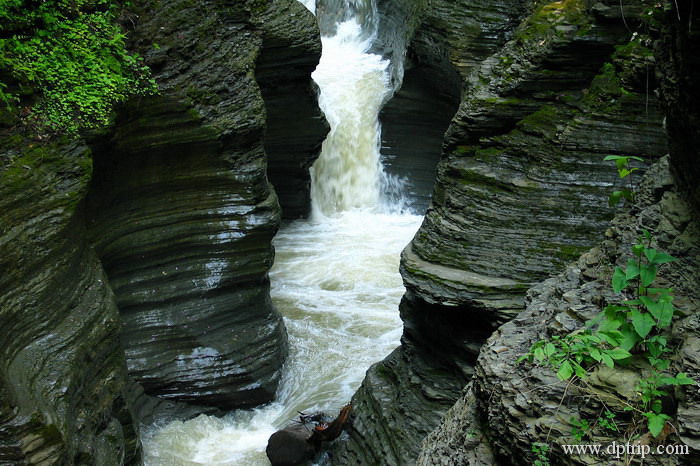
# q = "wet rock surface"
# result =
<box><xmin>256</xmin><ymin>0</ymin><xmax>328</xmax><ymax>219</ymax></box>
<box><xmin>0</xmin><ymin>141</ymin><xmax>140</xmax><ymax>464</ymax></box>
<box><xmin>1</xmin><ymin>0</ymin><xmax>326</xmax><ymax>460</ymax></box>
<box><xmin>335</xmin><ymin>0</ymin><xmax>671</xmax><ymax>464</ymax></box>
<box><xmin>82</xmin><ymin>0</ymin><xmax>327</xmax><ymax>409</ymax></box>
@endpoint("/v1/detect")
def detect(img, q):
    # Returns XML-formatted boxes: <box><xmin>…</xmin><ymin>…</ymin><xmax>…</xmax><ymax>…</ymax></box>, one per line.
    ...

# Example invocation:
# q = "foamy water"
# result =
<box><xmin>141</xmin><ymin>1</ymin><xmax>419</xmax><ymax>463</ymax></box>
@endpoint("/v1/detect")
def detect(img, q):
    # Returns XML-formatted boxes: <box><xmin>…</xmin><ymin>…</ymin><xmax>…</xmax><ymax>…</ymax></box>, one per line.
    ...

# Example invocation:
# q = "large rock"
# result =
<box><xmin>0</xmin><ymin>140</ymin><xmax>140</xmax><ymax>464</ymax></box>
<box><xmin>335</xmin><ymin>0</ymin><xmax>669</xmax><ymax>463</ymax></box>
<box><xmin>256</xmin><ymin>0</ymin><xmax>328</xmax><ymax>219</ymax></box>
<box><xmin>83</xmin><ymin>0</ymin><xmax>328</xmax><ymax>408</ymax></box>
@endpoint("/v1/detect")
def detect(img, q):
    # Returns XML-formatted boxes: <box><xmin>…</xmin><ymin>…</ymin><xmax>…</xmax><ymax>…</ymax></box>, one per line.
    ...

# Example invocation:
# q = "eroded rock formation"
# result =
<box><xmin>419</xmin><ymin>2</ymin><xmax>700</xmax><ymax>463</ymax></box>
<box><xmin>334</xmin><ymin>0</ymin><xmax>672</xmax><ymax>464</ymax></box>
<box><xmin>0</xmin><ymin>0</ymin><xmax>325</xmax><ymax>460</ymax></box>
<box><xmin>0</xmin><ymin>141</ymin><xmax>140</xmax><ymax>464</ymax></box>
<box><xmin>82</xmin><ymin>0</ymin><xmax>326</xmax><ymax>409</ymax></box>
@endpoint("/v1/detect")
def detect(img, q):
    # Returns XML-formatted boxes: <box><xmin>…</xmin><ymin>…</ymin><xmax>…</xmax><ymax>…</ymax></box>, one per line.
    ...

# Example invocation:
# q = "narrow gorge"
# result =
<box><xmin>1</xmin><ymin>0</ymin><xmax>698</xmax><ymax>465</ymax></box>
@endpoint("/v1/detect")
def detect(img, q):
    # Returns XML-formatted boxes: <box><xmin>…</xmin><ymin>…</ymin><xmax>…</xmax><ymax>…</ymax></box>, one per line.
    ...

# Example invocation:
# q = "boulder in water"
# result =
<box><xmin>266</xmin><ymin>404</ymin><xmax>352</xmax><ymax>466</ymax></box>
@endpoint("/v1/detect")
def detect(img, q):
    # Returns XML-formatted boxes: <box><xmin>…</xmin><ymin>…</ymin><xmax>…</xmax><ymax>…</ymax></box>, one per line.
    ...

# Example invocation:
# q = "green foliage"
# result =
<box><xmin>531</xmin><ymin>442</ymin><xmax>550</xmax><ymax>466</ymax></box>
<box><xmin>519</xmin><ymin>157</ymin><xmax>696</xmax><ymax>441</ymax></box>
<box><xmin>0</xmin><ymin>0</ymin><xmax>156</xmax><ymax>135</ymax></box>
<box><xmin>604</xmin><ymin>155</ymin><xmax>644</xmax><ymax>207</ymax></box>
<box><xmin>570</xmin><ymin>416</ymin><xmax>590</xmax><ymax>442</ymax></box>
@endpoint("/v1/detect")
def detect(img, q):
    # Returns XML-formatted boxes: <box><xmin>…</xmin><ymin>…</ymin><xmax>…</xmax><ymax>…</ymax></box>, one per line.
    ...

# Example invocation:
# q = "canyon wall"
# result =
<box><xmin>0</xmin><ymin>0</ymin><xmax>325</xmax><ymax>461</ymax></box>
<box><xmin>0</xmin><ymin>141</ymin><xmax>140</xmax><ymax>464</ymax></box>
<box><xmin>333</xmin><ymin>0</ymin><xmax>673</xmax><ymax>464</ymax></box>
<box><xmin>418</xmin><ymin>2</ymin><xmax>700</xmax><ymax>463</ymax></box>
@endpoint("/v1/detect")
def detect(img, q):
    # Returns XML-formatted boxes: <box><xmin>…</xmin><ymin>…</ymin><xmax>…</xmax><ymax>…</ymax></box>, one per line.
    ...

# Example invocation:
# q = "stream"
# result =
<box><xmin>142</xmin><ymin>1</ymin><xmax>421</xmax><ymax>463</ymax></box>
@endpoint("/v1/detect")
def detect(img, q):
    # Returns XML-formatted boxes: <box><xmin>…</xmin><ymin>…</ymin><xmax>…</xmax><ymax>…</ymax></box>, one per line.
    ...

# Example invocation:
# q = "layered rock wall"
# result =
<box><xmin>0</xmin><ymin>142</ymin><xmax>140</xmax><ymax>464</ymax></box>
<box><xmin>256</xmin><ymin>1</ymin><xmax>328</xmax><ymax>219</ymax></box>
<box><xmin>419</xmin><ymin>1</ymin><xmax>700</xmax><ymax>464</ymax></box>
<box><xmin>1</xmin><ymin>0</ymin><xmax>326</xmax><ymax>460</ymax></box>
<box><xmin>335</xmin><ymin>0</ymin><xmax>670</xmax><ymax>464</ymax></box>
<box><xmin>82</xmin><ymin>0</ymin><xmax>325</xmax><ymax>409</ymax></box>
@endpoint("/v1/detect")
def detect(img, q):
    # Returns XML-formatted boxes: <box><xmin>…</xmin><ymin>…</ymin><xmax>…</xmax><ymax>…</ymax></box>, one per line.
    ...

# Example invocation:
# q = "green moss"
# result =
<box><xmin>557</xmin><ymin>243</ymin><xmax>589</xmax><ymax>261</ymax></box>
<box><xmin>516</xmin><ymin>105</ymin><xmax>560</xmax><ymax>136</ymax></box>
<box><xmin>582</xmin><ymin>62</ymin><xmax>625</xmax><ymax>112</ymax></box>
<box><xmin>514</xmin><ymin>0</ymin><xmax>589</xmax><ymax>44</ymax></box>
<box><xmin>474</xmin><ymin>147</ymin><xmax>506</xmax><ymax>161</ymax></box>
<box><xmin>483</xmin><ymin>97</ymin><xmax>523</xmax><ymax>106</ymax></box>
<box><xmin>455</xmin><ymin>145</ymin><xmax>477</xmax><ymax>155</ymax></box>
<box><xmin>1</xmin><ymin>138</ymin><xmax>92</xmax><ymax>211</ymax></box>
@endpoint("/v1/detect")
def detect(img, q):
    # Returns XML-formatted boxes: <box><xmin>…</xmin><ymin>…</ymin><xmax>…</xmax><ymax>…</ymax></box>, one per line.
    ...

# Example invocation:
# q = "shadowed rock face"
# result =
<box><xmin>1</xmin><ymin>0</ymin><xmax>325</xmax><ymax>458</ymax></box>
<box><xmin>256</xmin><ymin>1</ymin><xmax>328</xmax><ymax>219</ymax></box>
<box><xmin>334</xmin><ymin>1</ymin><xmax>670</xmax><ymax>464</ymax></box>
<box><xmin>655</xmin><ymin>0</ymin><xmax>700</xmax><ymax>212</ymax></box>
<box><xmin>82</xmin><ymin>0</ymin><xmax>325</xmax><ymax>408</ymax></box>
<box><xmin>0</xmin><ymin>142</ymin><xmax>140</xmax><ymax>464</ymax></box>
<box><xmin>376</xmin><ymin>0</ymin><xmax>525</xmax><ymax>214</ymax></box>
<box><xmin>379</xmin><ymin>58</ymin><xmax>460</xmax><ymax>214</ymax></box>
<box><xmin>420</xmin><ymin>157</ymin><xmax>700</xmax><ymax>465</ymax></box>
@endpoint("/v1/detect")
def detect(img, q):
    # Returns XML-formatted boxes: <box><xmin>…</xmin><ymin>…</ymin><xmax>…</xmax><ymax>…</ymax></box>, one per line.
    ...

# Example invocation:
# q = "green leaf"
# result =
<box><xmin>557</xmin><ymin>360</ymin><xmax>574</xmax><ymax>380</ymax></box>
<box><xmin>661</xmin><ymin>373</ymin><xmax>696</xmax><ymax>386</ymax></box>
<box><xmin>625</xmin><ymin>259</ymin><xmax>640</xmax><ymax>279</ymax></box>
<box><xmin>644</xmin><ymin>248</ymin><xmax>657</xmax><ymax>263</ymax></box>
<box><xmin>534</xmin><ymin>347</ymin><xmax>545</xmax><ymax>362</ymax></box>
<box><xmin>675</xmin><ymin>373</ymin><xmax>696</xmax><ymax>385</ymax></box>
<box><xmin>644</xmin><ymin>412</ymin><xmax>669</xmax><ymax>437</ymax></box>
<box><xmin>655</xmin><ymin>253</ymin><xmax>676</xmax><ymax>264</ymax></box>
<box><xmin>608</xmin><ymin>191</ymin><xmax>623</xmax><ymax>207</ymax></box>
<box><xmin>642</xmin><ymin>295</ymin><xmax>674</xmax><ymax>328</ymax></box>
<box><xmin>632</xmin><ymin>244</ymin><xmax>644</xmax><ymax>257</ymax></box>
<box><xmin>601</xmin><ymin>353</ymin><xmax>614</xmax><ymax>368</ymax></box>
<box><xmin>612</xmin><ymin>267</ymin><xmax>628</xmax><ymax>293</ymax></box>
<box><xmin>573</xmin><ymin>361</ymin><xmax>587</xmax><ymax>378</ymax></box>
<box><xmin>590</xmin><ymin>348</ymin><xmax>602</xmax><ymax>362</ymax></box>
<box><xmin>607</xmin><ymin>348</ymin><xmax>632</xmax><ymax>360</ymax></box>
<box><xmin>620</xmin><ymin>189</ymin><xmax>634</xmax><ymax>201</ymax></box>
<box><xmin>640</xmin><ymin>264</ymin><xmax>657</xmax><ymax>287</ymax></box>
<box><xmin>599</xmin><ymin>330</ymin><xmax>624</xmax><ymax>346</ymax></box>
<box><xmin>544</xmin><ymin>343</ymin><xmax>556</xmax><ymax>358</ymax></box>
<box><xmin>631</xmin><ymin>309</ymin><xmax>655</xmax><ymax>338</ymax></box>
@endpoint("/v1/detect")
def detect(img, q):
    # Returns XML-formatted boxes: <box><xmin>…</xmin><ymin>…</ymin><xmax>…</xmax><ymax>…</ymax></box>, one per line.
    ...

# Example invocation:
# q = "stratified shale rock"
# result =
<box><xmin>420</xmin><ymin>157</ymin><xmax>699</xmax><ymax>465</ymax></box>
<box><xmin>378</xmin><ymin>0</ymin><xmax>526</xmax><ymax>213</ymax></box>
<box><xmin>335</xmin><ymin>1</ymin><xmax>670</xmax><ymax>464</ymax></box>
<box><xmin>2</xmin><ymin>0</ymin><xmax>326</xmax><ymax>459</ymax></box>
<box><xmin>0</xmin><ymin>141</ymin><xmax>140</xmax><ymax>464</ymax></box>
<box><xmin>255</xmin><ymin>0</ymin><xmax>328</xmax><ymax>219</ymax></box>
<box><xmin>84</xmin><ymin>0</ymin><xmax>326</xmax><ymax>409</ymax></box>
<box><xmin>419</xmin><ymin>2</ymin><xmax>700</xmax><ymax>463</ymax></box>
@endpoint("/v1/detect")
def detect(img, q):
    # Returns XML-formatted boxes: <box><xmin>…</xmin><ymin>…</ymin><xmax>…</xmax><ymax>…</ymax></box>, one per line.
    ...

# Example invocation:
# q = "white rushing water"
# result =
<box><xmin>142</xmin><ymin>1</ymin><xmax>421</xmax><ymax>464</ymax></box>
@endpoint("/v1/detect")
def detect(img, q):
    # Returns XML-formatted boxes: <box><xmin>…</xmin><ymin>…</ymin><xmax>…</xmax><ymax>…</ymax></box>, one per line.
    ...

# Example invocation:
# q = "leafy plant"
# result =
<box><xmin>570</xmin><ymin>416</ymin><xmax>590</xmax><ymax>442</ymax></box>
<box><xmin>519</xmin><ymin>156</ymin><xmax>696</xmax><ymax>440</ymax></box>
<box><xmin>0</xmin><ymin>0</ymin><xmax>157</xmax><ymax>135</ymax></box>
<box><xmin>603</xmin><ymin>155</ymin><xmax>643</xmax><ymax>207</ymax></box>
<box><xmin>597</xmin><ymin>409</ymin><xmax>619</xmax><ymax>433</ymax></box>
<box><xmin>531</xmin><ymin>442</ymin><xmax>550</xmax><ymax>466</ymax></box>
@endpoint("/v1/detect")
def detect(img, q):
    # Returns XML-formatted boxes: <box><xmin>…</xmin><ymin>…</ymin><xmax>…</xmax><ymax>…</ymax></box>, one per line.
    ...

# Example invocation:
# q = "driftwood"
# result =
<box><xmin>266</xmin><ymin>404</ymin><xmax>352</xmax><ymax>466</ymax></box>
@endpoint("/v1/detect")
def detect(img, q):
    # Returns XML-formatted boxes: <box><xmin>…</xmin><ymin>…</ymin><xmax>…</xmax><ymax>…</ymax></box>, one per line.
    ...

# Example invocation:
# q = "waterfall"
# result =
<box><xmin>309</xmin><ymin>1</ymin><xmax>393</xmax><ymax>217</ymax></box>
<box><xmin>141</xmin><ymin>2</ymin><xmax>421</xmax><ymax>464</ymax></box>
